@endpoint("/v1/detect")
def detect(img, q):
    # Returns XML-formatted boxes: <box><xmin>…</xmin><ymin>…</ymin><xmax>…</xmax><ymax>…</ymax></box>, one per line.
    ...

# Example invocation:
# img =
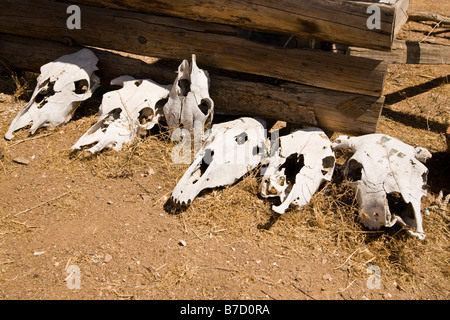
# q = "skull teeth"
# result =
<box><xmin>163</xmin><ymin>196</ymin><xmax>191</xmax><ymax>214</ymax></box>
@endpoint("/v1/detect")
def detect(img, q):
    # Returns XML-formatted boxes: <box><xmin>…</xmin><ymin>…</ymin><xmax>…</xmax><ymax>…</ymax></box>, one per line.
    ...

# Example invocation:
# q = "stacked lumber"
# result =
<box><xmin>0</xmin><ymin>0</ymin><xmax>414</xmax><ymax>134</ymax></box>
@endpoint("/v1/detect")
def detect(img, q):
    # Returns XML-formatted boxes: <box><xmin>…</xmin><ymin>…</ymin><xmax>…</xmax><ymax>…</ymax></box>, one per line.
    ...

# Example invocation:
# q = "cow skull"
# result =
<box><xmin>4</xmin><ymin>48</ymin><xmax>99</xmax><ymax>140</ymax></box>
<box><xmin>72</xmin><ymin>76</ymin><xmax>170</xmax><ymax>153</ymax></box>
<box><xmin>165</xmin><ymin>117</ymin><xmax>267</xmax><ymax>213</ymax></box>
<box><xmin>332</xmin><ymin>134</ymin><xmax>431</xmax><ymax>239</ymax></box>
<box><xmin>163</xmin><ymin>54</ymin><xmax>214</xmax><ymax>132</ymax></box>
<box><xmin>261</xmin><ymin>128</ymin><xmax>335</xmax><ymax>214</ymax></box>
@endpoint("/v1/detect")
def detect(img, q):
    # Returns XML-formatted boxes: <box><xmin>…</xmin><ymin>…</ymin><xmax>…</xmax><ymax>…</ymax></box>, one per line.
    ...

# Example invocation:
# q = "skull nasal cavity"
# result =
<box><xmin>178</xmin><ymin>79</ymin><xmax>191</xmax><ymax>96</ymax></box>
<box><xmin>347</xmin><ymin>159</ymin><xmax>363</xmax><ymax>181</ymax></box>
<box><xmin>387</xmin><ymin>192</ymin><xmax>415</xmax><ymax>223</ymax></box>
<box><xmin>281</xmin><ymin>153</ymin><xmax>305</xmax><ymax>186</ymax></box>
<box><xmin>138</xmin><ymin>107</ymin><xmax>154</xmax><ymax>124</ymax></box>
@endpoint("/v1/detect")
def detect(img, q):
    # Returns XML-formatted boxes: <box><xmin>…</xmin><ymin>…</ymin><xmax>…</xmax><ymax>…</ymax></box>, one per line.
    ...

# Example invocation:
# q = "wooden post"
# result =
<box><xmin>348</xmin><ymin>40</ymin><xmax>450</xmax><ymax>65</ymax></box>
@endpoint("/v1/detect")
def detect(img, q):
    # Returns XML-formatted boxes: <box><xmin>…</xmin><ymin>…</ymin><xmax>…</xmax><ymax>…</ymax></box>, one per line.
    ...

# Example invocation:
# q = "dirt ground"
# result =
<box><xmin>0</xmin><ymin>0</ymin><xmax>449</xmax><ymax>300</ymax></box>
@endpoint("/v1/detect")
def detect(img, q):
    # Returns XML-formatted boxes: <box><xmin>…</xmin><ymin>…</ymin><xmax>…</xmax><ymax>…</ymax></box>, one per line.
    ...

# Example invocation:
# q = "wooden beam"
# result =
<box><xmin>0</xmin><ymin>34</ymin><xmax>384</xmax><ymax>134</ymax></box>
<box><xmin>69</xmin><ymin>0</ymin><xmax>408</xmax><ymax>51</ymax></box>
<box><xmin>408</xmin><ymin>12</ymin><xmax>450</xmax><ymax>27</ymax></box>
<box><xmin>0</xmin><ymin>0</ymin><xmax>388</xmax><ymax>97</ymax></box>
<box><xmin>348</xmin><ymin>40</ymin><xmax>450</xmax><ymax>64</ymax></box>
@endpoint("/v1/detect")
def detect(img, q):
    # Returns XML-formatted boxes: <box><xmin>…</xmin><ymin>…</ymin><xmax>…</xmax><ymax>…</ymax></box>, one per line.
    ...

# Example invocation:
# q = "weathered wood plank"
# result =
<box><xmin>69</xmin><ymin>0</ymin><xmax>408</xmax><ymax>51</ymax></box>
<box><xmin>408</xmin><ymin>11</ymin><xmax>450</xmax><ymax>27</ymax></box>
<box><xmin>0</xmin><ymin>0</ymin><xmax>388</xmax><ymax>97</ymax></box>
<box><xmin>394</xmin><ymin>0</ymin><xmax>410</xmax><ymax>35</ymax></box>
<box><xmin>0</xmin><ymin>34</ymin><xmax>384</xmax><ymax>134</ymax></box>
<box><xmin>348</xmin><ymin>40</ymin><xmax>450</xmax><ymax>64</ymax></box>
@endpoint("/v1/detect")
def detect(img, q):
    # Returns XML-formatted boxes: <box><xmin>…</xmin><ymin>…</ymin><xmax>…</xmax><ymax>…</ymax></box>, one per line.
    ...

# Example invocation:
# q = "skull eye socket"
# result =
<box><xmin>74</xmin><ymin>79</ymin><xmax>89</xmax><ymax>94</ymax></box>
<box><xmin>322</xmin><ymin>156</ymin><xmax>335</xmax><ymax>169</ymax></box>
<box><xmin>138</xmin><ymin>107</ymin><xmax>154</xmax><ymax>125</ymax></box>
<box><xmin>280</xmin><ymin>153</ymin><xmax>305</xmax><ymax>186</ymax></box>
<box><xmin>198</xmin><ymin>98</ymin><xmax>212</xmax><ymax>114</ymax></box>
<box><xmin>347</xmin><ymin>159</ymin><xmax>363</xmax><ymax>181</ymax></box>
<box><xmin>387</xmin><ymin>192</ymin><xmax>416</xmax><ymax>227</ymax></box>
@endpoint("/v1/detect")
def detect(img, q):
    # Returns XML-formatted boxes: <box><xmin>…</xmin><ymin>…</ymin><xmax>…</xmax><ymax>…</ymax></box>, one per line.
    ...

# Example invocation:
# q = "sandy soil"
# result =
<box><xmin>0</xmin><ymin>0</ymin><xmax>449</xmax><ymax>301</ymax></box>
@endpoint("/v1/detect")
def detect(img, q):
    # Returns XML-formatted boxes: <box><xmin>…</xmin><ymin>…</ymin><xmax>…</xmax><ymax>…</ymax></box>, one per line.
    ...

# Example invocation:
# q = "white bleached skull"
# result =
<box><xmin>71</xmin><ymin>76</ymin><xmax>170</xmax><ymax>153</ymax></box>
<box><xmin>163</xmin><ymin>54</ymin><xmax>214</xmax><ymax>132</ymax></box>
<box><xmin>332</xmin><ymin>134</ymin><xmax>431</xmax><ymax>239</ymax></box>
<box><xmin>165</xmin><ymin>117</ymin><xmax>267</xmax><ymax>213</ymax></box>
<box><xmin>261</xmin><ymin>128</ymin><xmax>335</xmax><ymax>214</ymax></box>
<box><xmin>4</xmin><ymin>48</ymin><xmax>99</xmax><ymax>140</ymax></box>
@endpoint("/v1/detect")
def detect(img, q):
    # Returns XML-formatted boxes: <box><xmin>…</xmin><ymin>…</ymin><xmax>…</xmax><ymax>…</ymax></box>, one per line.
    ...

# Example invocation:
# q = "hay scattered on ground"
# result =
<box><xmin>0</xmin><ymin>44</ymin><xmax>449</xmax><ymax>299</ymax></box>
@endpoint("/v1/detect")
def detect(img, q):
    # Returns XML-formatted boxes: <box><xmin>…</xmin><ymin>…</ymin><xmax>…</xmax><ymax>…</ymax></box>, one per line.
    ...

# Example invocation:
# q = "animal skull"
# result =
<box><xmin>165</xmin><ymin>117</ymin><xmax>267</xmax><ymax>213</ymax></box>
<box><xmin>332</xmin><ymin>134</ymin><xmax>431</xmax><ymax>239</ymax></box>
<box><xmin>4</xmin><ymin>48</ymin><xmax>99</xmax><ymax>140</ymax></box>
<box><xmin>163</xmin><ymin>54</ymin><xmax>214</xmax><ymax>132</ymax></box>
<box><xmin>72</xmin><ymin>76</ymin><xmax>170</xmax><ymax>153</ymax></box>
<box><xmin>261</xmin><ymin>128</ymin><xmax>335</xmax><ymax>214</ymax></box>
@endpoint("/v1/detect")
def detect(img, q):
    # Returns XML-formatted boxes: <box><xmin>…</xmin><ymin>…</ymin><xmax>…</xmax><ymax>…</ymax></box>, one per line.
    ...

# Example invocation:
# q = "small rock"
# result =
<box><xmin>322</xmin><ymin>274</ymin><xmax>333</xmax><ymax>282</ymax></box>
<box><xmin>107</xmin><ymin>200</ymin><xmax>113</xmax><ymax>205</ymax></box>
<box><xmin>179</xmin><ymin>240</ymin><xmax>187</xmax><ymax>246</ymax></box>
<box><xmin>104</xmin><ymin>254</ymin><xmax>113</xmax><ymax>263</ymax></box>
<box><xmin>382</xmin><ymin>292</ymin><xmax>392</xmax><ymax>299</ymax></box>
<box><xmin>13</xmin><ymin>157</ymin><xmax>29</xmax><ymax>165</ymax></box>
<box><xmin>33</xmin><ymin>251</ymin><xmax>45</xmax><ymax>256</ymax></box>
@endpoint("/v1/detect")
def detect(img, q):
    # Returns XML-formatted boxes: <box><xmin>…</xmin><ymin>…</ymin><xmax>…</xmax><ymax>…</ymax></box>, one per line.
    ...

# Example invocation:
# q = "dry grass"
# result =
<box><xmin>180</xmin><ymin>166</ymin><xmax>449</xmax><ymax>293</ymax></box>
<box><xmin>0</xmin><ymin>46</ymin><xmax>449</xmax><ymax>299</ymax></box>
<box><xmin>25</xmin><ymin>106</ymin><xmax>446</xmax><ymax>297</ymax></box>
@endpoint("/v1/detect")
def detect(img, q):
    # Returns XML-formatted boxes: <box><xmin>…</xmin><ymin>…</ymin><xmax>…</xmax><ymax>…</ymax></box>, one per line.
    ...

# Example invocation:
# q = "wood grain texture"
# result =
<box><xmin>349</xmin><ymin>40</ymin><xmax>450</xmax><ymax>64</ymax></box>
<box><xmin>69</xmin><ymin>0</ymin><xmax>408</xmax><ymax>51</ymax></box>
<box><xmin>0</xmin><ymin>34</ymin><xmax>383</xmax><ymax>134</ymax></box>
<box><xmin>0</xmin><ymin>0</ymin><xmax>388</xmax><ymax>97</ymax></box>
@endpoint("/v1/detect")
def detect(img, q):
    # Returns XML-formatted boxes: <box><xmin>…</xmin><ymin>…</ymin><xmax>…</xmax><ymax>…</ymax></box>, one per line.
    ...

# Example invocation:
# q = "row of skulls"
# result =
<box><xmin>4</xmin><ymin>49</ymin><xmax>432</xmax><ymax>240</ymax></box>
